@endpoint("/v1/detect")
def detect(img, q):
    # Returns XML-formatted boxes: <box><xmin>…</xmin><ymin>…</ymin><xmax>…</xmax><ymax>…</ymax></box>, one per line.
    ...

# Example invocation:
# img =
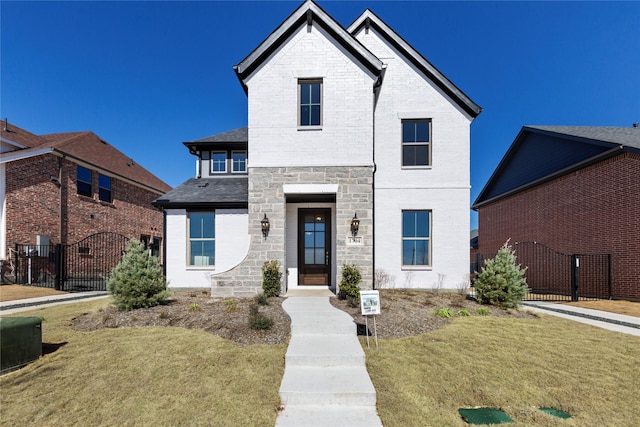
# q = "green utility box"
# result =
<box><xmin>0</xmin><ymin>317</ymin><xmax>42</xmax><ymax>374</ymax></box>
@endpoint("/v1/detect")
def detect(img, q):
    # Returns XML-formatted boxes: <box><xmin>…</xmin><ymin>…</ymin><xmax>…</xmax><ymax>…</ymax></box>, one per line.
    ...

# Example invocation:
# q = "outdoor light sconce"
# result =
<box><xmin>351</xmin><ymin>213</ymin><xmax>360</xmax><ymax>237</ymax></box>
<box><xmin>261</xmin><ymin>214</ymin><xmax>270</xmax><ymax>239</ymax></box>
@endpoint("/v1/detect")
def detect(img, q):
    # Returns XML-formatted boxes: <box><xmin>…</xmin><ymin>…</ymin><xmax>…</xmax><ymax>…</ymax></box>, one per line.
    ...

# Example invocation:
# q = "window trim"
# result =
<box><xmin>231</xmin><ymin>150</ymin><xmax>247</xmax><ymax>173</ymax></box>
<box><xmin>187</xmin><ymin>211</ymin><xmax>215</xmax><ymax>267</ymax></box>
<box><xmin>210</xmin><ymin>151</ymin><xmax>227</xmax><ymax>174</ymax></box>
<box><xmin>401</xmin><ymin>210</ymin><xmax>432</xmax><ymax>268</ymax></box>
<box><xmin>98</xmin><ymin>173</ymin><xmax>112</xmax><ymax>203</ymax></box>
<box><xmin>401</xmin><ymin>119</ymin><xmax>432</xmax><ymax>168</ymax></box>
<box><xmin>76</xmin><ymin>166</ymin><xmax>92</xmax><ymax>198</ymax></box>
<box><xmin>298</xmin><ymin>78</ymin><xmax>323</xmax><ymax>128</ymax></box>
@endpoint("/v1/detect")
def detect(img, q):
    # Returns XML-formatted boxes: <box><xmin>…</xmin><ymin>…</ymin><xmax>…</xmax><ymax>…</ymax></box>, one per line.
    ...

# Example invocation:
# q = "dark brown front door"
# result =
<box><xmin>298</xmin><ymin>209</ymin><xmax>331</xmax><ymax>286</ymax></box>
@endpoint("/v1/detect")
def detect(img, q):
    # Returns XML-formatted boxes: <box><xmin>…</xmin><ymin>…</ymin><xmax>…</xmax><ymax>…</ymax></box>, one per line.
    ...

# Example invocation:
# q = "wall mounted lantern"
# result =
<box><xmin>261</xmin><ymin>214</ymin><xmax>270</xmax><ymax>239</ymax></box>
<box><xmin>350</xmin><ymin>213</ymin><xmax>360</xmax><ymax>237</ymax></box>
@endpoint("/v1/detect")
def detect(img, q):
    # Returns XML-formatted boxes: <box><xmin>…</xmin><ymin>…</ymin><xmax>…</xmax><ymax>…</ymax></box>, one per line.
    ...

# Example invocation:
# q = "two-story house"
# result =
<box><xmin>155</xmin><ymin>1</ymin><xmax>481</xmax><ymax>296</ymax></box>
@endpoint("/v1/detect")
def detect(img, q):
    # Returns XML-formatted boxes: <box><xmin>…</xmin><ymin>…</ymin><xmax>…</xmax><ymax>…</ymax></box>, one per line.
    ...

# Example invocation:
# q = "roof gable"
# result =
<box><xmin>234</xmin><ymin>0</ymin><xmax>383</xmax><ymax>91</ymax></box>
<box><xmin>348</xmin><ymin>9</ymin><xmax>481</xmax><ymax>118</ymax></box>
<box><xmin>473</xmin><ymin>126</ymin><xmax>639</xmax><ymax>208</ymax></box>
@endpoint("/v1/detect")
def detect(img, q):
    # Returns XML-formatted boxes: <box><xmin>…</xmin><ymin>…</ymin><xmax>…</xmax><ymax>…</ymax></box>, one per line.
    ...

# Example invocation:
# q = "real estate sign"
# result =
<box><xmin>360</xmin><ymin>290</ymin><xmax>380</xmax><ymax>316</ymax></box>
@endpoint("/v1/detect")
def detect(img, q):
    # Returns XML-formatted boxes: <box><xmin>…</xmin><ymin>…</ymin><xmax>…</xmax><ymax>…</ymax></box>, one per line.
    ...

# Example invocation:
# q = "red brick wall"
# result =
<box><xmin>477</xmin><ymin>153</ymin><xmax>640</xmax><ymax>300</ymax></box>
<box><xmin>5</xmin><ymin>154</ymin><xmax>164</xmax><ymax>256</ymax></box>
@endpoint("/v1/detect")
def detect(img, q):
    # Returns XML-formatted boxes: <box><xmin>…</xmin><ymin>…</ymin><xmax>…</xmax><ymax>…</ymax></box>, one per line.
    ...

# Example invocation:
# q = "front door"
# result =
<box><xmin>298</xmin><ymin>209</ymin><xmax>331</xmax><ymax>286</ymax></box>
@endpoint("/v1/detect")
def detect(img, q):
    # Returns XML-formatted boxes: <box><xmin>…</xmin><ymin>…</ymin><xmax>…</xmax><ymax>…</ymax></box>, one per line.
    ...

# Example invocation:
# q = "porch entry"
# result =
<box><xmin>298</xmin><ymin>208</ymin><xmax>331</xmax><ymax>286</ymax></box>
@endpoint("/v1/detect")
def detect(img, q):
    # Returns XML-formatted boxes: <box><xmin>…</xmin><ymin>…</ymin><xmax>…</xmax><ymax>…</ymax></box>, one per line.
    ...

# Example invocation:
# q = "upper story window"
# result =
<box><xmin>211</xmin><ymin>151</ymin><xmax>227</xmax><ymax>174</ymax></box>
<box><xmin>98</xmin><ymin>174</ymin><xmax>112</xmax><ymax>203</ymax></box>
<box><xmin>188</xmin><ymin>212</ymin><xmax>215</xmax><ymax>266</ymax></box>
<box><xmin>232</xmin><ymin>151</ymin><xmax>247</xmax><ymax>173</ymax></box>
<box><xmin>299</xmin><ymin>79</ymin><xmax>322</xmax><ymax>127</ymax></box>
<box><xmin>402</xmin><ymin>119</ymin><xmax>431</xmax><ymax>167</ymax></box>
<box><xmin>402</xmin><ymin>210</ymin><xmax>431</xmax><ymax>267</ymax></box>
<box><xmin>77</xmin><ymin>166</ymin><xmax>92</xmax><ymax>197</ymax></box>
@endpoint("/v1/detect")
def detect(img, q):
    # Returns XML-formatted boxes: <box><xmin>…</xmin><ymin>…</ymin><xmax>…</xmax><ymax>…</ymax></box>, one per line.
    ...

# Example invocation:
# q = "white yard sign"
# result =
<box><xmin>360</xmin><ymin>290</ymin><xmax>380</xmax><ymax>315</ymax></box>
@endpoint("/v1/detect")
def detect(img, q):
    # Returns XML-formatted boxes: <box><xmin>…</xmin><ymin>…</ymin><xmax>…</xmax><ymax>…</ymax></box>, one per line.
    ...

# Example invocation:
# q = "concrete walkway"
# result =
<box><xmin>276</xmin><ymin>296</ymin><xmax>383</xmax><ymax>427</ymax></box>
<box><xmin>523</xmin><ymin>301</ymin><xmax>640</xmax><ymax>336</ymax></box>
<box><xmin>0</xmin><ymin>292</ymin><xmax>108</xmax><ymax>314</ymax></box>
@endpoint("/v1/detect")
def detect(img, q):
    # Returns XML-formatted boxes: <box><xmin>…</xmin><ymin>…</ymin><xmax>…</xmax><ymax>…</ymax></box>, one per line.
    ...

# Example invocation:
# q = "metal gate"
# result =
<box><xmin>9</xmin><ymin>232</ymin><xmax>130</xmax><ymax>292</ymax></box>
<box><xmin>472</xmin><ymin>242</ymin><xmax>611</xmax><ymax>301</ymax></box>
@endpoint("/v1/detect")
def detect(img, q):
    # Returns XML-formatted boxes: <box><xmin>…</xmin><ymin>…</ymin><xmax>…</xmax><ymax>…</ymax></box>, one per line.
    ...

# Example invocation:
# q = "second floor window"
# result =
<box><xmin>402</xmin><ymin>119</ymin><xmax>431</xmax><ymax>167</ymax></box>
<box><xmin>211</xmin><ymin>151</ymin><xmax>227</xmax><ymax>173</ymax></box>
<box><xmin>98</xmin><ymin>174</ymin><xmax>112</xmax><ymax>203</ymax></box>
<box><xmin>299</xmin><ymin>79</ymin><xmax>322</xmax><ymax>127</ymax></box>
<box><xmin>232</xmin><ymin>151</ymin><xmax>247</xmax><ymax>173</ymax></box>
<box><xmin>77</xmin><ymin>166</ymin><xmax>92</xmax><ymax>197</ymax></box>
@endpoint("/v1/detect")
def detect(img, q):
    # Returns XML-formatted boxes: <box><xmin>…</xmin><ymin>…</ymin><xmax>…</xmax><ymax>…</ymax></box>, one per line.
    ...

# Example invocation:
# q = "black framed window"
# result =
<box><xmin>402</xmin><ymin>210</ymin><xmax>431</xmax><ymax>266</ymax></box>
<box><xmin>299</xmin><ymin>79</ymin><xmax>322</xmax><ymax>126</ymax></box>
<box><xmin>402</xmin><ymin>120</ymin><xmax>431</xmax><ymax>167</ymax></box>
<box><xmin>98</xmin><ymin>174</ymin><xmax>112</xmax><ymax>203</ymax></box>
<box><xmin>77</xmin><ymin>166</ymin><xmax>92</xmax><ymax>197</ymax></box>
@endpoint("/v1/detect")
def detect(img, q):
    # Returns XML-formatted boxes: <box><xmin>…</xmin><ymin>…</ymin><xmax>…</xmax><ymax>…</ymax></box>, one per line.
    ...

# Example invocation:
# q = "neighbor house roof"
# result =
<box><xmin>472</xmin><ymin>126</ymin><xmax>640</xmax><ymax>209</ymax></box>
<box><xmin>234</xmin><ymin>0</ymin><xmax>384</xmax><ymax>91</ymax></box>
<box><xmin>153</xmin><ymin>176</ymin><xmax>248</xmax><ymax>209</ymax></box>
<box><xmin>348</xmin><ymin>9</ymin><xmax>482</xmax><ymax>119</ymax></box>
<box><xmin>0</xmin><ymin>121</ymin><xmax>171</xmax><ymax>195</ymax></box>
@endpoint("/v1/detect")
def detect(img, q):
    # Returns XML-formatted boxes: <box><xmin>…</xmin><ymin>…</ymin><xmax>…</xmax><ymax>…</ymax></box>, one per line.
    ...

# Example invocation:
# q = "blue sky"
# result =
<box><xmin>2</xmin><ymin>1</ymin><xmax>639</xmax><ymax>230</ymax></box>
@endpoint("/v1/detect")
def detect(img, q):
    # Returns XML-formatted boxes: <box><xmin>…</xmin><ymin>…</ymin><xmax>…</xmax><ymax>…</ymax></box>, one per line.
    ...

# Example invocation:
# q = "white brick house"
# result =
<box><xmin>155</xmin><ymin>1</ymin><xmax>481</xmax><ymax>296</ymax></box>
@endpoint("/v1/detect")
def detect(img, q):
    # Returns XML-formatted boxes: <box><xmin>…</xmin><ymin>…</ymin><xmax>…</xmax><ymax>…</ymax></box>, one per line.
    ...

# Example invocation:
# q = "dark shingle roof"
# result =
<box><xmin>472</xmin><ymin>126</ymin><xmax>640</xmax><ymax>209</ymax></box>
<box><xmin>153</xmin><ymin>176</ymin><xmax>248</xmax><ymax>208</ymax></box>
<box><xmin>190</xmin><ymin>127</ymin><xmax>248</xmax><ymax>144</ymax></box>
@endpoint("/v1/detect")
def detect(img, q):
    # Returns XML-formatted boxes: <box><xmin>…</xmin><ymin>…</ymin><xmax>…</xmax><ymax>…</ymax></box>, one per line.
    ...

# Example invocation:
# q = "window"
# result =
<box><xmin>402</xmin><ymin>120</ymin><xmax>431</xmax><ymax>167</ymax></box>
<box><xmin>188</xmin><ymin>212</ymin><xmax>215</xmax><ymax>266</ymax></box>
<box><xmin>299</xmin><ymin>79</ymin><xmax>322</xmax><ymax>126</ymax></box>
<box><xmin>232</xmin><ymin>151</ymin><xmax>247</xmax><ymax>173</ymax></box>
<box><xmin>98</xmin><ymin>174</ymin><xmax>112</xmax><ymax>203</ymax></box>
<box><xmin>211</xmin><ymin>151</ymin><xmax>227</xmax><ymax>173</ymax></box>
<box><xmin>402</xmin><ymin>210</ymin><xmax>431</xmax><ymax>266</ymax></box>
<box><xmin>77</xmin><ymin>166</ymin><xmax>92</xmax><ymax>197</ymax></box>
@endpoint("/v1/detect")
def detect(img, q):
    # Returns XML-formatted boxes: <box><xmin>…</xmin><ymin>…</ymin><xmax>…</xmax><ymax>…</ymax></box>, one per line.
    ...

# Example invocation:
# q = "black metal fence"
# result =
<box><xmin>471</xmin><ymin>242</ymin><xmax>611</xmax><ymax>301</ymax></box>
<box><xmin>7</xmin><ymin>232</ymin><xmax>130</xmax><ymax>292</ymax></box>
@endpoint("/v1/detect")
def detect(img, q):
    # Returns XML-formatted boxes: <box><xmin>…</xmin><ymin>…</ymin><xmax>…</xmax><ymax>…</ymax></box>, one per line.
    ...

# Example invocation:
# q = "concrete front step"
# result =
<box><xmin>279</xmin><ymin>366</ymin><xmax>377</xmax><ymax>406</ymax></box>
<box><xmin>285</xmin><ymin>335</ymin><xmax>365</xmax><ymax>367</ymax></box>
<box><xmin>275</xmin><ymin>405</ymin><xmax>383</xmax><ymax>427</ymax></box>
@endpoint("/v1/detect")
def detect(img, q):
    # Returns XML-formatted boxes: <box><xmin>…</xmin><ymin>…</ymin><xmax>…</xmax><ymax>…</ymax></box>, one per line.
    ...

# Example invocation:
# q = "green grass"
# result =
<box><xmin>0</xmin><ymin>299</ymin><xmax>285</xmax><ymax>426</ymax></box>
<box><xmin>365</xmin><ymin>315</ymin><xmax>640</xmax><ymax>426</ymax></box>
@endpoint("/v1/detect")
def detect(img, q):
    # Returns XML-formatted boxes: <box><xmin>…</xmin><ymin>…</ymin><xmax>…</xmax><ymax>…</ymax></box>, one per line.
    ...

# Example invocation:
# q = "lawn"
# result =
<box><xmin>1</xmin><ymin>295</ymin><xmax>639</xmax><ymax>426</ymax></box>
<box><xmin>365</xmin><ymin>315</ymin><xmax>640</xmax><ymax>426</ymax></box>
<box><xmin>0</xmin><ymin>298</ymin><xmax>286</xmax><ymax>426</ymax></box>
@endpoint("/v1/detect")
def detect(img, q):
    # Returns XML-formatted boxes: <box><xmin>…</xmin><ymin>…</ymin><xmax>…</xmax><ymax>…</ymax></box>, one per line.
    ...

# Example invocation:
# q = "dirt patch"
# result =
<box><xmin>330</xmin><ymin>289</ymin><xmax>537</xmax><ymax>338</ymax></box>
<box><xmin>72</xmin><ymin>289</ymin><xmax>537</xmax><ymax>345</ymax></box>
<box><xmin>0</xmin><ymin>284</ymin><xmax>67</xmax><ymax>302</ymax></box>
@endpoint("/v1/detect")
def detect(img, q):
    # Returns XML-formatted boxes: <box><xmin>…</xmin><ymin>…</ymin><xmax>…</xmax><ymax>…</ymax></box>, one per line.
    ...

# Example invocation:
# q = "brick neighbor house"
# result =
<box><xmin>1</xmin><ymin>120</ymin><xmax>171</xmax><ymax>285</ymax></box>
<box><xmin>472</xmin><ymin>125</ymin><xmax>640</xmax><ymax>301</ymax></box>
<box><xmin>155</xmin><ymin>0</ymin><xmax>482</xmax><ymax>296</ymax></box>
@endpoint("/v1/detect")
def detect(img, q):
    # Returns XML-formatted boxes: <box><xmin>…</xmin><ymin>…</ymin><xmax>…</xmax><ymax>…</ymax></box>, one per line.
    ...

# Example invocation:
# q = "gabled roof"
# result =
<box><xmin>348</xmin><ymin>9</ymin><xmax>482</xmax><ymax>119</ymax></box>
<box><xmin>153</xmin><ymin>176</ymin><xmax>248</xmax><ymax>209</ymax></box>
<box><xmin>1</xmin><ymin>122</ymin><xmax>171</xmax><ymax>194</ymax></box>
<box><xmin>234</xmin><ymin>0</ymin><xmax>383</xmax><ymax>91</ymax></box>
<box><xmin>1</xmin><ymin>121</ymin><xmax>45</xmax><ymax>149</ymax></box>
<box><xmin>183</xmin><ymin>127</ymin><xmax>248</xmax><ymax>154</ymax></box>
<box><xmin>472</xmin><ymin>126</ymin><xmax>640</xmax><ymax>209</ymax></box>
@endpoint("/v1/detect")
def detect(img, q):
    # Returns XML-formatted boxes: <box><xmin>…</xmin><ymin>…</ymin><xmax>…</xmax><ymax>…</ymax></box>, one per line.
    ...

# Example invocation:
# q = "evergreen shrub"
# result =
<box><xmin>474</xmin><ymin>241</ymin><xmax>528</xmax><ymax>309</ymax></box>
<box><xmin>338</xmin><ymin>264</ymin><xmax>362</xmax><ymax>300</ymax></box>
<box><xmin>262</xmin><ymin>260</ymin><xmax>282</xmax><ymax>297</ymax></box>
<box><xmin>107</xmin><ymin>239</ymin><xmax>169</xmax><ymax>311</ymax></box>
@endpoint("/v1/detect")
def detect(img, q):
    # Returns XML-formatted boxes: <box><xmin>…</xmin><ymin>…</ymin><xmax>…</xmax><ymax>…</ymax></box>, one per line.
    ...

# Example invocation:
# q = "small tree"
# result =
<box><xmin>262</xmin><ymin>260</ymin><xmax>282</xmax><ymax>297</ymax></box>
<box><xmin>107</xmin><ymin>239</ymin><xmax>169</xmax><ymax>310</ymax></box>
<box><xmin>338</xmin><ymin>264</ymin><xmax>362</xmax><ymax>300</ymax></box>
<box><xmin>474</xmin><ymin>241</ymin><xmax>528</xmax><ymax>309</ymax></box>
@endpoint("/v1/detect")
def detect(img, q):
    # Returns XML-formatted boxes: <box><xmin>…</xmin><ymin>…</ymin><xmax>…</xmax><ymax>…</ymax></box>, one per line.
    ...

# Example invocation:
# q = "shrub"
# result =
<box><xmin>457</xmin><ymin>309</ymin><xmax>471</xmax><ymax>317</ymax></box>
<box><xmin>338</xmin><ymin>264</ymin><xmax>362</xmax><ymax>300</ymax></box>
<box><xmin>262</xmin><ymin>260</ymin><xmax>282</xmax><ymax>297</ymax></box>
<box><xmin>255</xmin><ymin>293</ymin><xmax>269</xmax><ymax>306</ymax></box>
<box><xmin>432</xmin><ymin>307</ymin><xmax>455</xmax><ymax>318</ymax></box>
<box><xmin>248</xmin><ymin>304</ymin><xmax>273</xmax><ymax>330</ymax></box>
<box><xmin>474</xmin><ymin>241</ymin><xmax>528</xmax><ymax>309</ymax></box>
<box><xmin>188</xmin><ymin>303</ymin><xmax>201</xmax><ymax>312</ymax></box>
<box><xmin>224</xmin><ymin>300</ymin><xmax>237</xmax><ymax>313</ymax></box>
<box><xmin>107</xmin><ymin>239</ymin><xmax>169</xmax><ymax>311</ymax></box>
<box><xmin>476</xmin><ymin>307</ymin><xmax>490</xmax><ymax>316</ymax></box>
